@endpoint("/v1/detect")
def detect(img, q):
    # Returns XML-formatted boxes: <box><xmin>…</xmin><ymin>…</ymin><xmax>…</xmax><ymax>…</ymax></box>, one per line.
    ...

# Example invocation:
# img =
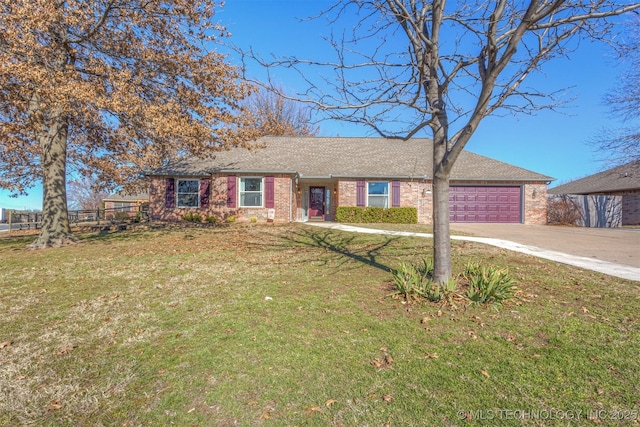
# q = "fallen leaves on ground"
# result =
<box><xmin>371</xmin><ymin>346</ymin><xmax>394</xmax><ymax>369</ymax></box>
<box><xmin>305</xmin><ymin>406</ymin><xmax>322</xmax><ymax>416</ymax></box>
<box><xmin>325</xmin><ymin>399</ymin><xmax>337</xmax><ymax>407</ymax></box>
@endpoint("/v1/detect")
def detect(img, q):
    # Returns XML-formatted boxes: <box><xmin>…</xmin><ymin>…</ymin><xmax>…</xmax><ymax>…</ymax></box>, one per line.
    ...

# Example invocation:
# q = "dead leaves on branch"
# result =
<box><xmin>0</xmin><ymin>0</ymin><xmax>260</xmax><ymax>193</ymax></box>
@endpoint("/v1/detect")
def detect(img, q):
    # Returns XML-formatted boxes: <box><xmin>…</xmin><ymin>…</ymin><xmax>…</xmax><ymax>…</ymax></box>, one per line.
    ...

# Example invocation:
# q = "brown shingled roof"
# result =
<box><xmin>548</xmin><ymin>161</ymin><xmax>640</xmax><ymax>195</ymax></box>
<box><xmin>147</xmin><ymin>136</ymin><xmax>552</xmax><ymax>182</ymax></box>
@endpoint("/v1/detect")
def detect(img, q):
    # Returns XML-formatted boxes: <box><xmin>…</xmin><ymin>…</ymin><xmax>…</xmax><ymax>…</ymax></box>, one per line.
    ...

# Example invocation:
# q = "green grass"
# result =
<box><xmin>0</xmin><ymin>224</ymin><xmax>638</xmax><ymax>426</ymax></box>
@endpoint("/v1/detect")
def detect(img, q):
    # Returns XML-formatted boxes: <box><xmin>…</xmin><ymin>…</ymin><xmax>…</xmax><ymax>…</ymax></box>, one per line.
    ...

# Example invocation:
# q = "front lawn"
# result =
<box><xmin>0</xmin><ymin>224</ymin><xmax>638</xmax><ymax>426</ymax></box>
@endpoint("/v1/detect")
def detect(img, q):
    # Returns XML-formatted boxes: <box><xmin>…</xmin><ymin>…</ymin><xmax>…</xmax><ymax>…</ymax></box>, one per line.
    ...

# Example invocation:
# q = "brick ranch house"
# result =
<box><xmin>548</xmin><ymin>160</ymin><xmax>640</xmax><ymax>227</ymax></box>
<box><xmin>146</xmin><ymin>136</ymin><xmax>552</xmax><ymax>225</ymax></box>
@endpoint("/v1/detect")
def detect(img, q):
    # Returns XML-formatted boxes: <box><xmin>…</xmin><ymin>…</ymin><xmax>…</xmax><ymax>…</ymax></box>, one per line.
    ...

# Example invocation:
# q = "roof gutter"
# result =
<box><xmin>330</xmin><ymin>174</ymin><xmax>430</xmax><ymax>180</ymax></box>
<box><xmin>449</xmin><ymin>177</ymin><xmax>555</xmax><ymax>183</ymax></box>
<box><xmin>212</xmin><ymin>169</ymin><xmax>298</xmax><ymax>175</ymax></box>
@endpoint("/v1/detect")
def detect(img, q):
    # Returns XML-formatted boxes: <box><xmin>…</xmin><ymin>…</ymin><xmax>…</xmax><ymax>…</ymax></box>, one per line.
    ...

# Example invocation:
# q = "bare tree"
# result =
<box><xmin>241</xmin><ymin>0</ymin><xmax>640</xmax><ymax>282</ymax></box>
<box><xmin>593</xmin><ymin>15</ymin><xmax>640</xmax><ymax>164</ymax></box>
<box><xmin>243</xmin><ymin>86</ymin><xmax>318</xmax><ymax>137</ymax></box>
<box><xmin>0</xmin><ymin>1</ymin><xmax>258</xmax><ymax>248</ymax></box>
<box><xmin>67</xmin><ymin>176</ymin><xmax>109</xmax><ymax>211</ymax></box>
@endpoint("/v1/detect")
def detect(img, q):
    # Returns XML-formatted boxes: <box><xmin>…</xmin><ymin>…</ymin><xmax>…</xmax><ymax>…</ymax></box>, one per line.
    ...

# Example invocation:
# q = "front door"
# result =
<box><xmin>309</xmin><ymin>187</ymin><xmax>325</xmax><ymax>218</ymax></box>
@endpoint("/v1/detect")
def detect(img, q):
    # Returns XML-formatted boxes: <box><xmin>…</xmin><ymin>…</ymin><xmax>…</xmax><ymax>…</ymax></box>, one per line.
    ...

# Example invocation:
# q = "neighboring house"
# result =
<box><xmin>102</xmin><ymin>192</ymin><xmax>149</xmax><ymax>219</ymax></box>
<box><xmin>146</xmin><ymin>137</ymin><xmax>552</xmax><ymax>225</ymax></box>
<box><xmin>548</xmin><ymin>161</ymin><xmax>640</xmax><ymax>227</ymax></box>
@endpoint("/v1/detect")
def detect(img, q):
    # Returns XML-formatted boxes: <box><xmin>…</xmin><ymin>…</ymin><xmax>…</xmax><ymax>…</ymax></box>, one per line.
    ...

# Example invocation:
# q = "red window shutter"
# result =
<box><xmin>227</xmin><ymin>176</ymin><xmax>236</xmax><ymax>208</ymax></box>
<box><xmin>392</xmin><ymin>181</ymin><xmax>400</xmax><ymax>207</ymax></box>
<box><xmin>265</xmin><ymin>176</ymin><xmax>275</xmax><ymax>208</ymax></box>
<box><xmin>165</xmin><ymin>178</ymin><xmax>175</xmax><ymax>208</ymax></box>
<box><xmin>200</xmin><ymin>178</ymin><xmax>211</xmax><ymax>208</ymax></box>
<box><xmin>356</xmin><ymin>180</ymin><xmax>365</xmax><ymax>207</ymax></box>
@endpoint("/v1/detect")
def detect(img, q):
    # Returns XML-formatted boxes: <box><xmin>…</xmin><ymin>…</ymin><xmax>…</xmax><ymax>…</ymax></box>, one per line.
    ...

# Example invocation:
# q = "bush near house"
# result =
<box><xmin>547</xmin><ymin>195</ymin><xmax>583</xmax><ymax>225</ymax></box>
<box><xmin>182</xmin><ymin>212</ymin><xmax>203</xmax><ymax>223</ymax></box>
<box><xmin>336</xmin><ymin>206</ymin><xmax>417</xmax><ymax>224</ymax></box>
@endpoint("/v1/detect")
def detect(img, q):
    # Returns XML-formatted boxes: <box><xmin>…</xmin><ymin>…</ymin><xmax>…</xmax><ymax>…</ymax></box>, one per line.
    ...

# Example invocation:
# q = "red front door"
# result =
<box><xmin>309</xmin><ymin>187</ymin><xmax>325</xmax><ymax>218</ymax></box>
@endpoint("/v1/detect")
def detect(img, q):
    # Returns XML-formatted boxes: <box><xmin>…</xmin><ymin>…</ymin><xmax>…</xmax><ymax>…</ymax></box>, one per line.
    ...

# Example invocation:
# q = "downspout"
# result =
<box><xmin>417</xmin><ymin>182</ymin><xmax>421</xmax><ymax>224</ymax></box>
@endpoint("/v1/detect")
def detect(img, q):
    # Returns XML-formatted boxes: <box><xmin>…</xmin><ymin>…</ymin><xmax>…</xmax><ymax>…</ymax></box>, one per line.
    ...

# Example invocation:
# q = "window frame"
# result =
<box><xmin>239</xmin><ymin>177</ymin><xmax>264</xmax><ymax>208</ymax></box>
<box><xmin>176</xmin><ymin>178</ymin><xmax>200</xmax><ymax>208</ymax></box>
<box><xmin>113</xmin><ymin>201</ymin><xmax>134</xmax><ymax>212</ymax></box>
<box><xmin>367</xmin><ymin>181</ymin><xmax>390</xmax><ymax>208</ymax></box>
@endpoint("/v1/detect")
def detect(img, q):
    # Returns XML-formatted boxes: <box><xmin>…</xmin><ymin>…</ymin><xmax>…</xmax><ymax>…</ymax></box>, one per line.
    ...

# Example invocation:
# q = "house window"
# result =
<box><xmin>113</xmin><ymin>202</ymin><xmax>133</xmax><ymax>212</ymax></box>
<box><xmin>177</xmin><ymin>179</ymin><xmax>200</xmax><ymax>207</ymax></box>
<box><xmin>240</xmin><ymin>177</ymin><xmax>263</xmax><ymax>207</ymax></box>
<box><xmin>368</xmin><ymin>181</ymin><xmax>389</xmax><ymax>208</ymax></box>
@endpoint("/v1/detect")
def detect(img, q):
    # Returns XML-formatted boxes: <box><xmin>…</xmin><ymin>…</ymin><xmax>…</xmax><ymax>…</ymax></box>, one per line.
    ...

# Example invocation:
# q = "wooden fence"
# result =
<box><xmin>2</xmin><ymin>205</ymin><xmax>148</xmax><ymax>232</ymax></box>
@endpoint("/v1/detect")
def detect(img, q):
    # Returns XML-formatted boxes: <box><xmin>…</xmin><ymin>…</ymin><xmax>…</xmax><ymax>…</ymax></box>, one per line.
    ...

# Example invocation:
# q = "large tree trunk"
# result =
<box><xmin>432</xmin><ymin>172</ymin><xmax>451</xmax><ymax>283</ymax></box>
<box><xmin>29</xmin><ymin>115</ymin><xmax>75</xmax><ymax>249</ymax></box>
<box><xmin>432</xmin><ymin>154</ymin><xmax>452</xmax><ymax>283</ymax></box>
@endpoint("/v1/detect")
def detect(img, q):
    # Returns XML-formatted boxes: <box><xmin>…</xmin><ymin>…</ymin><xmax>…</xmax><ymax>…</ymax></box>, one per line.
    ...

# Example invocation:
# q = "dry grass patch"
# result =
<box><xmin>1</xmin><ymin>224</ymin><xmax>638</xmax><ymax>426</ymax></box>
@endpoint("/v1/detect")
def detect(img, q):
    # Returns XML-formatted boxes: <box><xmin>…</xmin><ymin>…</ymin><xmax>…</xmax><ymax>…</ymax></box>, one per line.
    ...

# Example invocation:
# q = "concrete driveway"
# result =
<box><xmin>306</xmin><ymin>222</ymin><xmax>640</xmax><ymax>281</ymax></box>
<box><xmin>450</xmin><ymin>223</ymin><xmax>640</xmax><ymax>268</ymax></box>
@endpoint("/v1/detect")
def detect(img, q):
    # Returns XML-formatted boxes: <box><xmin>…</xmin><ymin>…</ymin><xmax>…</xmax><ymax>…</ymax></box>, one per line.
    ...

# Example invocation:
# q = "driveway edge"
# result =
<box><xmin>304</xmin><ymin>223</ymin><xmax>640</xmax><ymax>282</ymax></box>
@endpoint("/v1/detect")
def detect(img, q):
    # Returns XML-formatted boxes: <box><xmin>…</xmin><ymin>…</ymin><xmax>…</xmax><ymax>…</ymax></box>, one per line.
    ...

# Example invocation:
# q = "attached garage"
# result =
<box><xmin>450</xmin><ymin>186</ymin><xmax>522</xmax><ymax>223</ymax></box>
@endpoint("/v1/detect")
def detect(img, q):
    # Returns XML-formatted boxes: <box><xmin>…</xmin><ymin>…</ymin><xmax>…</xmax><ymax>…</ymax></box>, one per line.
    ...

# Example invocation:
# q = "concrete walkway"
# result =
<box><xmin>303</xmin><ymin>222</ymin><xmax>640</xmax><ymax>282</ymax></box>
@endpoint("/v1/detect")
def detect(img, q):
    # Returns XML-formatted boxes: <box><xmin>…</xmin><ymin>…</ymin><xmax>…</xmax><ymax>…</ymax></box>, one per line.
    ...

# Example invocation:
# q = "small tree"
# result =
<box><xmin>592</xmin><ymin>15</ymin><xmax>640</xmax><ymax>164</ymax></box>
<box><xmin>0</xmin><ymin>1</ymin><xmax>258</xmax><ymax>248</ymax></box>
<box><xmin>67</xmin><ymin>176</ymin><xmax>109</xmax><ymax>211</ymax></box>
<box><xmin>242</xmin><ymin>0</ymin><xmax>639</xmax><ymax>282</ymax></box>
<box><xmin>243</xmin><ymin>86</ymin><xmax>318</xmax><ymax>137</ymax></box>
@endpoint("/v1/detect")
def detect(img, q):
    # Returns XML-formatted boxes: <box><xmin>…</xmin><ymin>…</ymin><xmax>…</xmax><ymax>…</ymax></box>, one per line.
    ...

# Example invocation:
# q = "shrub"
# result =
<box><xmin>205</xmin><ymin>215</ymin><xmax>218</xmax><ymax>224</ymax></box>
<box><xmin>250</xmin><ymin>216</ymin><xmax>258</xmax><ymax>223</ymax></box>
<box><xmin>392</xmin><ymin>262</ymin><xmax>423</xmax><ymax>301</ymax></box>
<box><xmin>336</xmin><ymin>206</ymin><xmax>417</xmax><ymax>224</ymax></box>
<box><xmin>113</xmin><ymin>211</ymin><xmax>129</xmax><ymax>221</ymax></box>
<box><xmin>547</xmin><ymin>195</ymin><xmax>583</xmax><ymax>225</ymax></box>
<box><xmin>463</xmin><ymin>262</ymin><xmax>516</xmax><ymax>307</ymax></box>
<box><xmin>391</xmin><ymin>258</ymin><xmax>456</xmax><ymax>303</ymax></box>
<box><xmin>182</xmin><ymin>212</ymin><xmax>203</xmax><ymax>223</ymax></box>
<box><xmin>226</xmin><ymin>215</ymin><xmax>236</xmax><ymax>223</ymax></box>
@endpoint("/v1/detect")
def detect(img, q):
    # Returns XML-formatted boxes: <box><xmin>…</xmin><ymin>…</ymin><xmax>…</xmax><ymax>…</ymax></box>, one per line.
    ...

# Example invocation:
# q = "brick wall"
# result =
<box><xmin>150</xmin><ymin>175</ymin><xmax>550</xmax><ymax>225</ymax></box>
<box><xmin>622</xmin><ymin>191</ymin><xmax>640</xmax><ymax>225</ymax></box>
<box><xmin>523</xmin><ymin>183</ymin><xmax>548</xmax><ymax>225</ymax></box>
<box><xmin>149</xmin><ymin>174</ymin><xmax>294</xmax><ymax>223</ymax></box>
<box><xmin>337</xmin><ymin>179</ymin><xmax>433</xmax><ymax>224</ymax></box>
<box><xmin>337</xmin><ymin>179</ymin><xmax>548</xmax><ymax>225</ymax></box>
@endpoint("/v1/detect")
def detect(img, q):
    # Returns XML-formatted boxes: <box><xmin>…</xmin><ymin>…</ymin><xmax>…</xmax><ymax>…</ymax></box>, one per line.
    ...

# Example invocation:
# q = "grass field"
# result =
<box><xmin>1</xmin><ymin>224</ymin><xmax>638</xmax><ymax>426</ymax></box>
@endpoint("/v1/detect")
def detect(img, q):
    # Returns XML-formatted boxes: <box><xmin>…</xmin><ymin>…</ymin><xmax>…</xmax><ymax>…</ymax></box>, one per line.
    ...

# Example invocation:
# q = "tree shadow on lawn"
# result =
<box><xmin>283</xmin><ymin>227</ymin><xmax>400</xmax><ymax>272</ymax></box>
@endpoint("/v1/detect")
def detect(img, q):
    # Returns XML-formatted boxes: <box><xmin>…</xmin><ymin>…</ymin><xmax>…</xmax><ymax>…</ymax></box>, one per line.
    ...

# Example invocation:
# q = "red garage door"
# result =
<box><xmin>450</xmin><ymin>186</ymin><xmax>521</xmax><ymax>223</ymax></box>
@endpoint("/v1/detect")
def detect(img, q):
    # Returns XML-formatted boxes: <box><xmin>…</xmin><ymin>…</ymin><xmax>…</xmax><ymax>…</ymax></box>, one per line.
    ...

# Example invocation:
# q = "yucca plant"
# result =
<box><xmin>464</xmin><ymin>262</ymin><xmax>516</xmax><ymax>307</ymax></box>
<box><xmin>392</xmin><ymin>262</ymin><xmax>422</xmax><ymax>300</ymax></box>
<box><xmin>415</xmin><ymin>258</ymin><xmax>434</xmax><ymax>280</ymax></box>
<box><xmin>393</xmin><ymin>258</ymin><xmax>464</xmax><ymax>304</ymax></box>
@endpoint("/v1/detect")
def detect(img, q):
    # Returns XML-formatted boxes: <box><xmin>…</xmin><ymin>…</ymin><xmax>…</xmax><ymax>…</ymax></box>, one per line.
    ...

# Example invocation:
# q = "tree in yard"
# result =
<box><xmin>242</xmin><ymin>0</ymin><xmax>640</xmax><ymax>282</ymax></box>
<box><xmin>66</xmin><ymin>176</ymin><xmax>109</xmax><ymax>211</ymax></box>
<box><xmin>593</xmin><ymin>15</ymin><xmax>640</xmax><ymax>164</ymax></box>
<box><xmin>243</xmin><ymin>86</ymin><xmax>318</xmax><ymax>137</ymax></box>
<box><xmin>0</xmin><ymin>0</ymin><xmax>258</xmax><ymax>248</ymax></box>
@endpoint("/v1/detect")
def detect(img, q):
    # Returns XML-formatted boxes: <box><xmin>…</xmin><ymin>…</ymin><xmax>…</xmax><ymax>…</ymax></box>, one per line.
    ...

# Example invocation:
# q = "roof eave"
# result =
<box><xmin>452</xmin><ymin>177</ymin><xmax>554</xmax><ymax>182</ymax></box>
<box><xmin>213</xmin><ymin>169</ymin><xmax>298</xmax><ymax>175</ymax></box>
<box><xmin>330</xmin><ymin>174</ymin><xmax>430</xmax><ymax>180</ymax></box>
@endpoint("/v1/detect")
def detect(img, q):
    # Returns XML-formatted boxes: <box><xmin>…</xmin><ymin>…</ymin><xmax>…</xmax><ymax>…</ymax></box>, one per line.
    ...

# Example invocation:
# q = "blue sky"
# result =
<box><xmin>0</xmin><ymin>1</ymin><xmax>630</xmax><ymax>210</ymax></box>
